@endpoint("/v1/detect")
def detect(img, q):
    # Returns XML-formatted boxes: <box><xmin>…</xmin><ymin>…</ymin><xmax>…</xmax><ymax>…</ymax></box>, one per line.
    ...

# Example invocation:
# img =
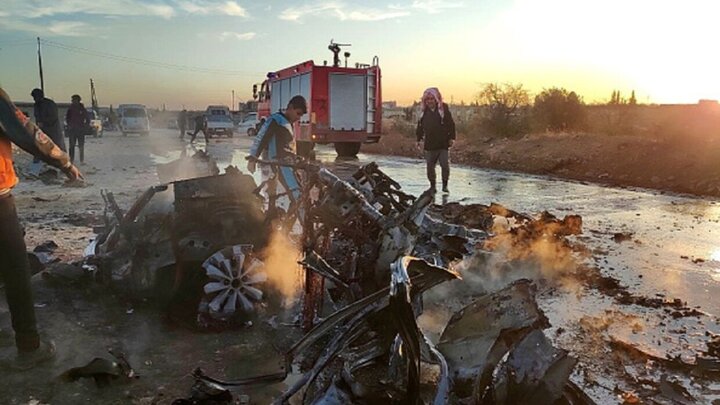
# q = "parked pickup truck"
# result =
<box><xmin>205</xmin><ymin>105</ymin><xmax>234</xmax><ymax>138</ymax></box>
<box><xmin>87</xmin><ymin>110</ymin><xmax>103</xmax><ymax>137</ymax></box>
<box><xmin>205</xmin><ymin>114</ymin><xmax>234</xmax><ymax>137</ymax></box>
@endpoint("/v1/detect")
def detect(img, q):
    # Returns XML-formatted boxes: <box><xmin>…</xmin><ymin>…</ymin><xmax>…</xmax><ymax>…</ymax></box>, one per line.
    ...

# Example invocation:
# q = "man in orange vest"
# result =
<box><xmin>0</xmin><ymin>87</ymin><xmax>83</xmax><ymax>370</ymax></box>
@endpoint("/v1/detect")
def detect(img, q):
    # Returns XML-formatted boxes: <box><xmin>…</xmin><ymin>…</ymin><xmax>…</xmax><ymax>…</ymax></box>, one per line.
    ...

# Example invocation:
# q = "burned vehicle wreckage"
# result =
<box><xmin>82</xmin><ymin>153</ymin><xmax>591</xmax><ymax>404</ymax></box>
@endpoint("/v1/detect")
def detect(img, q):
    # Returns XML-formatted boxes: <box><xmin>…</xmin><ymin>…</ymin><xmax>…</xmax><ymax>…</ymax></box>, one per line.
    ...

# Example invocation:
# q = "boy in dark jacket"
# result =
<box><xmin>416</xmin><ymin>87</ymin><xmax>456</xmax><ymax>193</ymax></box>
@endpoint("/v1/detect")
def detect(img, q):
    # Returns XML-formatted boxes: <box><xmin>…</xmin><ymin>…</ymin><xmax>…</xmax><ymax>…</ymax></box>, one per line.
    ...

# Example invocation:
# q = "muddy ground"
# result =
<box><xmin>363</xmin><ymin>129</ymin><xmax>720</xmax><ymax>198</ymax></box>
<box><xmin>2</xmin><ymin>129</ymin><xmax>720</xmax><ymax>404</ymax></box>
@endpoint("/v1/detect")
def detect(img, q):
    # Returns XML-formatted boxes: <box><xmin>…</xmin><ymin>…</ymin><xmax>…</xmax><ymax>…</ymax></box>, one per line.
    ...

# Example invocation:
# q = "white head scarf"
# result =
<box><xmin>421</xmin><ymin>87</ymin><xmax>444</xmax><ymax>119</ymax></box>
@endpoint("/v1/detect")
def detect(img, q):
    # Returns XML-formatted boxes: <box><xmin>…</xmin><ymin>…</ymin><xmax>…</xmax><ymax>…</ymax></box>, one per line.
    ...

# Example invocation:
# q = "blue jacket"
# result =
<box><xmin>249</xmin><ymin>112</ymin><xmax>295</xmax><ymax>160</ymax></box>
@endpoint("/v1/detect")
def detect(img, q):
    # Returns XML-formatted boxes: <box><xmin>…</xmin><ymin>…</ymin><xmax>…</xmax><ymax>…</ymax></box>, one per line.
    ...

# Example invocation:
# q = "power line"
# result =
<box><xmin>39</xmin><ymin>38</ymin><xmax>262</xmax><ymax>77</ymax></box>
<box><xmin>0</xmin><ymin>39</ymin><xmax>36</xmax><ymax>45</ymax></box>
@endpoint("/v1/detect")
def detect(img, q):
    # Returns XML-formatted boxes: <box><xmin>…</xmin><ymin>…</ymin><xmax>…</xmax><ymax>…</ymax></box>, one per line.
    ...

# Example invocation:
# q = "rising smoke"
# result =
<box><xmin>260</xmin><ymin>230</ymin><xmax>303</xmax><ymax>308</ymax></box>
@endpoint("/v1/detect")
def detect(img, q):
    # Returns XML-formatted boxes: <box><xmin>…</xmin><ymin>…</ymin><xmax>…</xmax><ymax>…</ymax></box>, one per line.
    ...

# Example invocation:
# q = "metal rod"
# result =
<box><xmin>37</xmin><ymin>37</ymin><xmax>44</xmax><ymax>92</ymax></box>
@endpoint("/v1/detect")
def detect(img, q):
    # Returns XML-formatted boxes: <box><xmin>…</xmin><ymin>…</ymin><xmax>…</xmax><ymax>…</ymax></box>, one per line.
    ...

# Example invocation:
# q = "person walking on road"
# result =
<box><xmin>178</xmin><ymin>109</ymin><xmax>187</xmax><ymax>139</ymax></box>
<box><xmin>65</xmin><ymin>94</ymin><xmax>90</xmax><ymax>164</ymax></box>
<box><xmin>415</xmin><ymin>87</ymin><xmax>455</xmax><ymax>194</ymax></box>
<box><xmin>189</xmin><ymin>114</ymin><xmax>208</xmax><ymax>144</ymax></box>
<box><xmin>0</xmin><ymin>87</ymin><xmax>84</xmax><ymax>370</ymax></box>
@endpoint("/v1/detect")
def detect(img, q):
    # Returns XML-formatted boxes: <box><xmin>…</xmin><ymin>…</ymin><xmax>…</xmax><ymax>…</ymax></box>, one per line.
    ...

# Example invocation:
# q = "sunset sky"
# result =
<box><xmin>0</xmin><ymin>0</ymin><xmax>718</xmax><ymax>109</ymax></box>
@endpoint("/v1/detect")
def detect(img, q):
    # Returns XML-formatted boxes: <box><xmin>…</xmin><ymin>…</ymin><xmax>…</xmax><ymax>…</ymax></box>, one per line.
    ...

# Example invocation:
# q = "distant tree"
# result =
<box><xmin>476</xmin><ymin>83</ymin><xmax>531</xmax><ymax>137</ymax></box>
<box><xmin>533</xmin><ymin>87</ymin><xmax>586</xmax><ymax>131</ymax></box>
<box><xmin>601</xmin><ymin>89</ymin><xmax>637</xmax><ymax>135</ymax></box>
<box><xmin>609</xmin><ymin>90</ymin><xmax>631</xmax><ymax>105</ymax></box>
<box><xmin>609</xmin><ymin>90</ymin><xmax>619</xmax><ymax>105</ymax></box>
<box><xmin>628</xmin><ymin>90</ymin><xmax>637</xmax><ymax>105</ymax></box>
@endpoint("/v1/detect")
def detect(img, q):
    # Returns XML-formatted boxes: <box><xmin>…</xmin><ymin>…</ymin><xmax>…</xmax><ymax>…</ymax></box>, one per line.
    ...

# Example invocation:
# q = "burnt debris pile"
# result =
<box><xmin>48</xmin><ymin>152</ymin><xmax>720</xmax><ymax>403</ymax></box>
<box><xmin>77</xmin><ymin>154</ymin><xmax>590</xmax><ymax>403</ymax></box>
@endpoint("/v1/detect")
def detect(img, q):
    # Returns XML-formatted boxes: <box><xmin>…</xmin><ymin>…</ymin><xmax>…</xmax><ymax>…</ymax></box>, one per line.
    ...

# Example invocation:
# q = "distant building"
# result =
<box><xmin>382</xmin><ymin>101</ymin><xmax>397</xmax><ymax>109</ymax></box>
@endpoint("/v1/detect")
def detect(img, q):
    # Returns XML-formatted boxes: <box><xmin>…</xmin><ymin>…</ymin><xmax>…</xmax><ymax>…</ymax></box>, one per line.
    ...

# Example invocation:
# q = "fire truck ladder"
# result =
<box><xmin>366</xmin><ymin>68</ymin><xmax>376</xmax><ymax>133</ymax></box>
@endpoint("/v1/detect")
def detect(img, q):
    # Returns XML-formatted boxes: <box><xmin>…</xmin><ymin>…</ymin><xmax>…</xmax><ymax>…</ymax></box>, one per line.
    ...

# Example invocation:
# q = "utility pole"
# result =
<box><xmin>90</xmin><ymin>79</ymin><xmax>99</xmax><ymax>113</ymax></box>
<box><xmin>37</xmin><ymin>37</ymin><xmax>45</xmax><ymax>92</ymax></box>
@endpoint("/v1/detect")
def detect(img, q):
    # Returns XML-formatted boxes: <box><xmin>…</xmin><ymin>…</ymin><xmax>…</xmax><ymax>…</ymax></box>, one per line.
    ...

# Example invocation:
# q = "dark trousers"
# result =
<box><xmin>68</xmin><ymin>128</ymin><xmax>85</xmax><ymax>163</ymax></box>
<box><xmin>190</xmin><ymin>126</ymin><xmax>209</xmax><ymax>143</ymax></box>
<box><xmin>0</xmin><ymin>195</ymin><xmax>40</xmax><ymax>352</ymax></box>
<box><xmin>425</xmin><ymin>149</ymin><xmax>449</xmax><ymax>189</ymax></box>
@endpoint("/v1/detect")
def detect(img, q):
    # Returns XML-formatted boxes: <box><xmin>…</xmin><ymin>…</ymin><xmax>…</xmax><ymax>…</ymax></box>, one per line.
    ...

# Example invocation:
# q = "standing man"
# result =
<box><xmin>178</xmin><ymin>109</ymin><xmax>187</xmax><ymax>139</ymax></box>
<box><xmin>416</xmin><ymin>87</ymin><xmax>455</xmax><ymax>194</ymax></box>
<box><xmin>189</xmin><ymin>113</ymin><xmax>208</xmax><ymax>144</ymax></box>
<box><xmin>246</xmin><ymin>96</ymin><xmax>307</xmax><ymax>211</ymax></box>
<box><xmin>65</xmin><ymin>94</ymin><xmax>89</xmax><ymax>164</ymax></box>
<box><xmin>0</xmin><ymin>87</ymin><xmax>83</xmax><ymax>370</ymax></box>
<box><xmin>30</xmin><ymin>89</ymin><xmax>65</xmax><ymax>152</ymax></box>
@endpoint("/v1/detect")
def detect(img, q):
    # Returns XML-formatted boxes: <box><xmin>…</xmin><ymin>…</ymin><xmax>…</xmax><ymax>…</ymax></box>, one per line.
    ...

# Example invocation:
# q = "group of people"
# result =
<box><xmin>30</xmin><ymin>89</ymin><xmax>91</xmax><ymax>164</ymax></box>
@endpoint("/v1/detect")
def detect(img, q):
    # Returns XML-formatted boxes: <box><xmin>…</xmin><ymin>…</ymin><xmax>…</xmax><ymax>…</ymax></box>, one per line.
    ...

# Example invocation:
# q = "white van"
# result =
<box><xmin>118</xmin><ymin>104</ymin><xmax>150</xmax><ymax>136</ymax></box>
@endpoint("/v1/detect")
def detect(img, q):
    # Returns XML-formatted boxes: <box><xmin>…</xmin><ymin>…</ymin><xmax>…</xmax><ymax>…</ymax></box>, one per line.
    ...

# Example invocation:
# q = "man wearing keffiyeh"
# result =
<box><xmin>415</xmin><ymin>87</ymin><xmax>456</xmax><ymax>193</ymax></box>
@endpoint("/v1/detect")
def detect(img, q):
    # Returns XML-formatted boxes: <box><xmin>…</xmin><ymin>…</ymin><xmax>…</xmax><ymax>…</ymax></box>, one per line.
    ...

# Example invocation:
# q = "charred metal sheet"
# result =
<box><xmin>193</xmin><ymin>367</ymin><xmax>287</xmax><ymax>389</ymax></box>
<box><xmin>288</xmin><ymin>257</ymin><xmax>459</xmax><ymax>362</ymax></box>
<box><xmin>301</xmin><ymin>250</ymin><xmax>349</xmax><ymax>290</ymax></box>
<box><xmin>351</xmin><ymin>162</ymin><xmax>415</xmax><ymax>215</ymax></box>
<box><xmin>172</xmin><ymin>378</ymin><xmax>234</xmax><ymax>405</ymax></box>
<box><xmin>340</xmin><ymin>336</ymin><xmax>386</xmax><ymax>375</ymax></box>
<box><xmin>315</xmin><ymin>168</ymin><xmax>386</xmax><ymax>225</ymax></box>
<box><xmin>59</xmin><ymin>350</ymin><xmax>135</xmax><ymax>388</ymax></box>
<box><xmin>173</xmin><ymin>172</ymin><xmax>268</xmax><ymax>253</ymax></box>
<box><xmin>490</xmin><ymin>329</ymin><xmax>577</xmax><ymax>404</ymax></box>
<box><xmin>416</xmin><ymin>216</ymin><xmax>488</xmax><ymax>267</ymax></box>
<box><xmin>389</xmin><ymin>257</ymin><xmax>421</xmax><ymax>405</ymax></box>
<box><xmin>156</xmin><ymin>149</ymin><xmax>219</xmax><ymax>183</ymax></box>
<box><xmin>374</xmin><ymin>190</ymin><xmax>435</xmax><ymax>280</ymax></box>
<box><xmin>437</xmin><ymin>279</ymin><xmax>549</xmax><ymax>400</ymax></box>
<box><xmin>422</xmin><ymin>334</ymin><xmax>451</xmax><ymax>405</ymax></box>
<box><xmin>278</xmin><ymin>257</ymin><xmax>459</xmax><ymax>404</ymax></box>
<box><xmin>311</xmin><ymin>380</ymin><xmax>354</xmax><ymax>405</ymax></box>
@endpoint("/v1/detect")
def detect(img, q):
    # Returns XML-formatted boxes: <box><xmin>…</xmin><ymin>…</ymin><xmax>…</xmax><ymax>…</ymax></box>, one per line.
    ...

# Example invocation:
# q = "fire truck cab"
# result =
<box><xmin>253</xmin><ymin>44</ymin><xmax>382</xmax><ymax>157</ymax></box>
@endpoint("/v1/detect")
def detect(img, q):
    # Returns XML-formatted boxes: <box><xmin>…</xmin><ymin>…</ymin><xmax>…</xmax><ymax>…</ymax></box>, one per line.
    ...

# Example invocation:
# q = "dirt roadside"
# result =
<box><xmin>363</xmin><ymin>130</ymin><xmax>720</xmax><ymax>198</ymax></box>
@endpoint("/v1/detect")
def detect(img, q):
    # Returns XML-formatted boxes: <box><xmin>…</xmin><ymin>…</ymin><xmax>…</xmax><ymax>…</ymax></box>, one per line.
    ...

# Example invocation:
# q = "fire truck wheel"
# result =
<box><xmin>334</xmin><ymin>142</ymin><xmax>361</xmax><ymax>157</ymax></box>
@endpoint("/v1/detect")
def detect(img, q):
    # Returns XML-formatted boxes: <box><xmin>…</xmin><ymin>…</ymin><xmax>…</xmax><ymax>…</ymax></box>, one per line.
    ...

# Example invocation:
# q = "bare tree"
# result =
<box><xmin>476</xmin><ymin>83</ymin><xmax>531</xmax><ymax>137</ymax></box>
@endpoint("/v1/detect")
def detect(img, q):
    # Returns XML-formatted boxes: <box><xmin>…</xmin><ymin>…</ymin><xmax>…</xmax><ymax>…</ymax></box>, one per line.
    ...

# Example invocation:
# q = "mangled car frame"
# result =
<box><xmin>85</xmin><ymin>153</ymin><xmax>591</xmax><ymax>404</ymax></box>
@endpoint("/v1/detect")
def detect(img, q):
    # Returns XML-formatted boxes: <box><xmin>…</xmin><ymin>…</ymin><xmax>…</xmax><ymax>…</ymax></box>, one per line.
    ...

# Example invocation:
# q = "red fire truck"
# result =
<box><xmin>252</xmin><ymin>42</ymin><xmax>382</xmax><ymax>157</ymax></box>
